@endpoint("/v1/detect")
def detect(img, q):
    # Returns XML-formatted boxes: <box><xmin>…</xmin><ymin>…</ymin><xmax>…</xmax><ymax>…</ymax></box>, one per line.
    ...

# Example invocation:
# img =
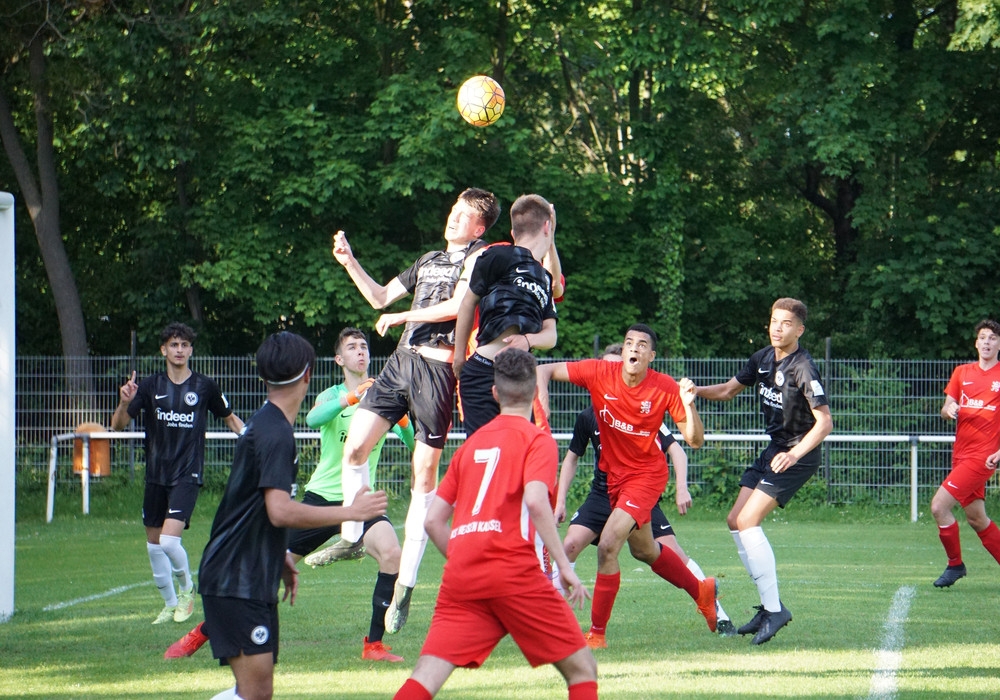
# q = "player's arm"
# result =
<box><xmin>941</xmin><ymin>393</ymin><xmax>959</xmax><ymax>421</ymax></box>
<box><xmin>263</xmin><ymin>485</ymin><xmax>387</xmax><ymax>529</ymax></box>
<box><xmin>452</xmin><ymin>288</ymin><xmax>482</xmax><ymax>377</ymax></box>
<box><xmin>675</xmin><ymin>377</ymin><xmax>705</xmax><ymax>449</ymax></box>
<box><xmin>535</xmin><ymin>361</ymin><xmax>571</xmax><ymax>418</ymax></box>
<box><xmin>110</xmin><ymin>371</ymin><xmax>138</xmax><ymax>431</ymax></box>
<box><xmin>223</xmin><ymin>413</ymin><xmax>244</xmax><ymax>435</ymax></box>
<box><xmin>770</xmin><ymin>405</ymin><xmax>833</xmax><ymax>473</ymax></box>
<box><xmin>695</xmin><ymin>377</ymin><xmax>748</xmax><ymax>401</ymax></box>
<box><xmin>555</xmin><ymin>449</ymin><xmax>582</xmax><ymax>524</ymax></box>
<box><xmin>666</xmin><ymin>440</ymin><xmax>691</xmax><ymax>515</ymax></box>
<box><xmin>375</xmin><ymin>247</ymin><xmax>488</xmax><ymax>336</ymax></box>
<box><xmin>542</xmin><ymin>204</ymin><xmax>564</xmax><ymax>300</ymax></box>
<box><xmin>525</xmin><ymin>480</ymin><xmax>589</xmax><ymax>607</ymax></box>
<box><xmin>424</xmin><ymin>495</ymin><xmax>455</xmax><ymax>557</ymax></box>
<box><xmin>280</xmin><ymin>551</ymin><xmax>299</xmax><ymax>606</ymax></box>
<box><xmin>332</xmin><ymin>230</ymin><xmax>409</xmax><ymax>309</ymax></box>
<box><xmin>502</xmin><ymin>317</ymin><xmax>557</xmax><ymax>354</ymax></box>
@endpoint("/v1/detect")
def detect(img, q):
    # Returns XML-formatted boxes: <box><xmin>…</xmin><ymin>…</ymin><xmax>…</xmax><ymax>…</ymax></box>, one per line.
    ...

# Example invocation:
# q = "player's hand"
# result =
<box><xmin>118</xmin><ymin>371</ymin><xmax>138</xmax><ymax>404</ymax></box>
<box><xmin>349</xmin><ymin>486</ymin><xmax>388</xmax><ymax>521</ymax></box>
<box><xmin>281</xmin><ymin>551</ymin><xmax>300</xmax><ymax>606</ymax></box>
<box><xmin>678</xmin><ymin>377</ymin><xmax>697</xmax><ymax>407</ymax></box>
<box><xmin>347</xmin><ymin>377</ymin><xmax>375</xmax><ymax>405</ymax></box>
<box><xmin>770</xmin><ymin>450</ymin><xmax>799</xmax><ymax>473</ymax></box>
<box><xmin>375</xmin><ymin>313</ymin><xmax>405</xmax><ymax>337</ymax></box>
<box><xmin>944</xmin><ymin>402</ymin><xmax>959</xmax><ymax>420</ymax></box>
<box><xmin>331</xmin><ymin>230</ymin><xmax>353</xmax><ymax>266</ymax></box>
<box><xmin>560</xmin><ymin>568</ymin><xmax>590</xmax><ymax>609</ymax></box>
<box><xmin>675</xmin><ymin>484</ymin><xmax>692</xmax><ymax>515</ymax></box>
<box><xmin>987</xmin><ymin>450</ymin><xmax>1000</xmax><ymax>469</ymax></box>
<box><xmin>554</xmin><ymin>499</ymin><xmax>567</xmax><ymax>524</ymax></box>
<box><xmin>500</xmin><ymin>334</ymin><xmax>530</xmax><ymax>352</ymax></box>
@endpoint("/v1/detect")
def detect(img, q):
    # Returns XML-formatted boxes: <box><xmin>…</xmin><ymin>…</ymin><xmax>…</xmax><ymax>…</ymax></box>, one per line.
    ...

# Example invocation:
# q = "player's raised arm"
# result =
<box><xmin>110</xmin><ymin>371</ymin><xmax>138</xmax><ymax>431</ymax></box>
<box><xmin>676</xmin><ymin>378</ymin><xmax>705</xmax><ymax>449</ymax></box>
<box><xmin>452</xmin><ymin>288</ymin><xmax>482</xmax><ymax>377</ymax></box>
<box><xmin>332</xmin><ymin>230</ymin><xmax>408</xmax><ymax>310</ymax></box>
<box><xmin>535</xmin><ymin>361</ymin><xmax>570</xmax><ymax>418</ymax></box>
<box><xmin>695</xmin><ymin>377</ymin><xmax>747</xmax><ymax>402</ymax></box>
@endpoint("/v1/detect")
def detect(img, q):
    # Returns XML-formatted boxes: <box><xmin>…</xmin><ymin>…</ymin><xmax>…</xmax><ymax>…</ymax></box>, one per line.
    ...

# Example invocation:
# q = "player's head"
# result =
<box><xmin>769</xmin><ymin>298</ymin><xmax>806</xmax><ymax>351</ymax></box>
<box><xmin>334</xmin><ymin>327</ymin><xmax>370</xmax><ymax>376</ymax></box>
<box><xmin>621</xmin><ymin>324</ymin><xmax>656</xmax><ymax>376</ymax></box>
<box><xmin>256</xmin><ymin>331</ymin><xmax>315</xmax><ymax>389</ymax></box>
<box><xmin>509</xmin><ymin>194</ymin><xmax>554</xmax><ymax>243</ymax></box>
<box><xmin>160</xmin><ymin>322</ymin><xmax>195</xmax><ymax>347</ymax></box>
<box><xmin>974</xmin><ymin>319</ymin><xmax>1000</xmax><ymax>361</ymax></box>
<box><xmin>445</xmin><ymin>187</ymin><xmax>500</xmax><ymax>245</ymax></box>
<box><xmin>159</xmin><ymin>322</ymin><xmax>196</xmax><ymax>366</ymax></box>
<box><xmin>492</xmin><ymin>349</ymin><xmax>537</xmax><ymax>409</ymax></box>
<box><xmin>602</xmin><ymin>342</ymin><xmax>623</xmax><ymax>361</ymax></box>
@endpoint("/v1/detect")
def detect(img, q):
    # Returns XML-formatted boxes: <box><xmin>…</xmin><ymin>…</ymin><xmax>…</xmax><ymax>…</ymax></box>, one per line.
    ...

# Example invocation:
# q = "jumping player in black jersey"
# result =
<box><xmin>331</xmin><ymin>187</ymin><xmax>500</xmax><ymax>634</ymax></box>
<box><xmin>197</xmin><ymin>332</ymin><xmax>387</xmax><ymax>700</ymax></box>
<box><xmin>111</xmin><ymin>322</ymin><xmax>244</xmax><ymax>625</ymax></box>
<box><xmin>453</xmin><ymin>193</ymin><xmax>559</xmax><ymax>435</ymax></box>
<box><xmin>695</xmin><ymin>298</ymin><xmax>832</xmax><ymax>645</ymax></box>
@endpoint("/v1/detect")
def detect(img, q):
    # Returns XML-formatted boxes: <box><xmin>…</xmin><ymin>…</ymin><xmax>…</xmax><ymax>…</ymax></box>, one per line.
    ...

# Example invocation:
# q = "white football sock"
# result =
<box><xmin>209</xmin><ymin>687</ymin><xmax>238</xmax><ymax>700</ymax></box>
<box><xmin>159</xmin><ymin>534</ymin><xmax>192</xmax><ymax>592</ymax></box>
<box><xmin>147</xmin><ymin>542</ymin><xmax>177</xmax><ymax>606</ymax></box>
<box><xmin>686</xmin><ymin>557</ymin><xmax>706</xmax><ymax>580</ymax></box>
<box><xmin>740</xmin><ymin>526</ymin><xmax>780</xmax><ymax>612</ymax></box>
<box><xmin>397</xmin><ymin>489</ymin><xmax>434</xmax><ymax>588</ymax></box>
<box><xmin>731</xmin><ymin>529</ymin><xmax>751</xmax><ymax>575</ymax></box>
<box><xmin>340</xmin><ymin>459</ymin><xmax>371</xmax><ymax>543</ymax></box>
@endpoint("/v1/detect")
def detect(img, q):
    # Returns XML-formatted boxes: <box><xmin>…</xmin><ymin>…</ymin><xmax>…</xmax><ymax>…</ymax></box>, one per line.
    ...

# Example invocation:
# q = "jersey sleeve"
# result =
<box><xmin>944</xmin><ymin>365</ymin><xmax>963</xmax><ymax>401</ymax></box>
<box><xmin>395</xmin><ymin>252</ymin><xmax>430</xmax><ymax>293</ymax></box>
<box><xmin>205</xmin><ymin>379</ymin><xmax>234</xmax><ymax>419</ymax></box>
<box><xmin>794</xmin><ymin>360</ymin><xmax>829</xmax><ymax>409</ymax></box>
<box><xmin>468</xmin><ymin>247</ymin><xmax>501</xmax><ymax>298</ymax></box>
<box><xmin>734</xmin><ymin>352</ymin><xmax>760</xmax><ymax>387</ymax></box>
<box><xmin>306</xmin><ymin>386</ymin><xmax>346</xmax><ymax>428</ymax></box>
<box><xmin>567</xmin><ymin>409</ymin><xmax>591</xmax><ymax>456</ymax></box>
<box><xmin>565</xmin><ymin>359</ymin><xmax>599</xmax><ymax>390</ymax></box>
<box><xmin>255</xmin><ymin>424</ymin><xmax>298</xmax><ymax>492</ymax></box>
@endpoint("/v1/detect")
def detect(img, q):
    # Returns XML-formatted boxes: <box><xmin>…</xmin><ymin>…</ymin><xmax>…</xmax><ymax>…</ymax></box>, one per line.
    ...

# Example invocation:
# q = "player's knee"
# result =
<box><xmin>343</xmin><ymin>442</ymin><xmax>371</xmax><ymax>466</ymax></box>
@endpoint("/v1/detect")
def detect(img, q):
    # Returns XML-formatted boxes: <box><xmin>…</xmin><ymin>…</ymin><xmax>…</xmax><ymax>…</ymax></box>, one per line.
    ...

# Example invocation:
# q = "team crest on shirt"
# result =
<box><xmin>774</xmin><ymin>371</ymin><xmax>785</xmax><ymax>387</ymax></box>
<box><xmin>640</xmin><ymin>400</ymin><xmax>652</xmax><ymax>414</ymax></box>
<box><xmin>184</xmin><ymin>392</ymin><xmax>199</xmax><ymax>406</ymax></box>
<box><xmin>993</xmin><ymin>381</ymin><xmax>1000</xmax><ymax>392</ymax></box>
<box><xmin>251</xmin><ymin>625</ymin><xmax>270</xmax><ymax>645</ymax></box>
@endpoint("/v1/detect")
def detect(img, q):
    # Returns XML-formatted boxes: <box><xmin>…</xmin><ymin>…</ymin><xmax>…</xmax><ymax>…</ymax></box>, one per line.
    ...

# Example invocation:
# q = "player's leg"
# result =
<box><xmin>395</xmin><ymin>656</ymin><xmax>455</xmax><ymax>699</ymax></box>
<box><xmin>227</xmin><ymin>652</ymin><xmax>275</xmax><ymax>700</ymax></box>
<box><xmin>159</xmin><ymin>481</ymin><xmax>201</xmax><ymax>622</ymax></box>
<box><xmin>361</xmin><ymin>519</ymin><xmax>404</xmax><ymax>662</ymax></box>
<box><xmin>552</xmin><ymin>648</ymin><xmax>599</xmax><ymax>700</ymax></box>
<box><xmin>586</xmin><ymin>507</ymin><xmax>633</xmax><ymax>644</ymax></box>
<box><xmin>203</xmin><ymin>596</ymin><xmax>280</xmax><ymax>700</ymax></box>
<box><xmin>563</xmin><ymin>524</ymin><xmax>599</xmax><ymax>564</ymax></box>
<box><xmin>735</xmin><ymin>488</ymin><xmax>793</xmax><ymax>644</ymax></box>
<box><xmin>340</xmin><ymin>408</ymin><xmax>392</xmax><ymax>543</ymax></box>
<box><xmin>931</xmin><ymin>481</ymin><xmax>967</xmax><ymax>586</ymax></box>
<box><xmin>964</xmin><ymin>498</ymin><xmax>1000</xmax><ymax>566</ymax></box>
<box><xmin>143</xmin><ymin>484</ymin><xmax>178</xmax><ymax>623</ymax></box>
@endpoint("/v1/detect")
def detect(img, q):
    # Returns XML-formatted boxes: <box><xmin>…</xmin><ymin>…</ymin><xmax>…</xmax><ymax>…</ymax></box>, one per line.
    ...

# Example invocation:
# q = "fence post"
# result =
<box><xmin>910</xmin><ymin>435</ymin><xmax>919</xmax><ymax>523</ymax></box>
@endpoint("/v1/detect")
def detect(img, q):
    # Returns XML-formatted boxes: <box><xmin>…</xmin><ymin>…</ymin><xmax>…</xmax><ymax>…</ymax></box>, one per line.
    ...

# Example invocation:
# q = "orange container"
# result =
<box><xmin>73</xmin><ymin>422</ymin><xmax>111</xmax><ymax>477</ymax></box>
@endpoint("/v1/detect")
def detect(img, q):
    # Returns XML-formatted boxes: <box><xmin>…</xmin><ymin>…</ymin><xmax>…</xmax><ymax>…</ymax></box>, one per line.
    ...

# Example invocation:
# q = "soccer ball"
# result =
<box><xmin>456</xmin><ymin>75</ymin><xmax>505</xmax><ymax>127</ymax></box>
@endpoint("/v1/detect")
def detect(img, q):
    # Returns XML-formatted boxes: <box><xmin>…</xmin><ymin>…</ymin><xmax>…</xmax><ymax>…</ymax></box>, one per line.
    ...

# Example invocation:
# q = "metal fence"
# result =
<box><xmin>17</xmin><ymin>354</ymin><xmax>969</xmax><ymax>514</ymax></box>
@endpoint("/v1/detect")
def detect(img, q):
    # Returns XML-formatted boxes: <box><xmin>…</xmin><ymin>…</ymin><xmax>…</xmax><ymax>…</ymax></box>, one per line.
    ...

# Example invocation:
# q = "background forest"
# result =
<box><xmin>2</xmin><ymin>0</ymin><xmax>998</xmax><ymax>361</ymax></box>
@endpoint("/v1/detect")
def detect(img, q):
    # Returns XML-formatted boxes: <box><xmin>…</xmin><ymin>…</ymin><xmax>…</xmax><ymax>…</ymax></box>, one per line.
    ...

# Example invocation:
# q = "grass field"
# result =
<box><xmin>3</xmin><ymin>485</ymin><xmax>1000</xmax><ymax>699</ymax></box>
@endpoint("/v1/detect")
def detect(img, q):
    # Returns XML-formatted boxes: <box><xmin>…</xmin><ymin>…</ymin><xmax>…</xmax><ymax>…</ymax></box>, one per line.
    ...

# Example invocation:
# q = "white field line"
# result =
<box><xmin>866</xmin><ymin>584</ymin><xmax>916</xmax><ymax>700</ymax></box>
<box><xmin>43</xmin><ymin>582</ymin><xmax>148</xmax><ymax>612</ymax></box>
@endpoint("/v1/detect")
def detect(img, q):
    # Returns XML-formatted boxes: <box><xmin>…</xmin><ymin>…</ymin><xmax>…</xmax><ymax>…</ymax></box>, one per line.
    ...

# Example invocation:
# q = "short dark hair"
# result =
<box><xmin>975</xmin><ymin>319</ymin><xmax>1000</xmax><ymax>337</ymax></box>
<box><xmin>256</xmin><ymin>332</ymin><xmax>316</xmax><ymax>386</ymax></box>
<box><xmin>493</xmin><ymin>349</ymin><xmax>537</xmax><ymax>407</ymax></box>
<box><xmin>160</xmin><ymin>322</ymin><xmax>195</xmax><ymax>346</ymax></box>
<box><xmin>602</xmin><ymin>343</ymin><xmax>623</xmax><ymax>357</ymax></box>
<box><xmin>335</xmin><ymin>327</ymin><xmax>367</xmax><ymax>356</ymax></box>
<box><xmin>510</xmin><ymin>194</ymin><xmax>552</xmax><ymax>241</ymax></box>
<box><xmin>460</xmin><ymin>187</ymin><xmax>501</xmax><ymax>232</ymax></box>
<box><xmin>772</xmin><ymin>298</ymin><xmax>808</xmax><ymax>324</ymax></box>
<box><xmin>625</xmin><ymin>323</ymin><xmax>657</xmax><ymax>351</ymax></box>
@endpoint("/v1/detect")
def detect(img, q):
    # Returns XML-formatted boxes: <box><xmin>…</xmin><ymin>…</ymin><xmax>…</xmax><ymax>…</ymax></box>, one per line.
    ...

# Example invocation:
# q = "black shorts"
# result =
<box><xmin>142</xmin><ymin>481</ymin><xmax>200</xmax><ymax>529</ymax></box>
<box><xmin>202</xmin><ymin>595</ymin><xmax>279</xmax><ymax>666</ymax></box>
<box><xmin>569</xmin><ymin>488</ymin><xmax>673</xmax><ymax>545</ymax></box>
<box><xmin>286</xmin><ymin>491</ymin><xmax>391</xmax><ymax>556</ymax></box>
<box><xmin>740</xmin><ymin>442</ymin><xmax>821</xmax><ymax>507</ymax></box>
<box><xmin>361</xmin><ymin>349</ymin><xmax>455</xmax><ymax>449</ymax></box>
<box><xmin>458</xmin><ymin>353</ymin><xmax>500</xmax><ymax>436</ymax></box>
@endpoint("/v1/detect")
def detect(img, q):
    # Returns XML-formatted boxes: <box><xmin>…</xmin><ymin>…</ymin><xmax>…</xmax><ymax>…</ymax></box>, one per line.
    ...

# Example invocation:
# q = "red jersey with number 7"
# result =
<box><xmin>945</xmin><ymin>361</ymin><xmax>1000</xmax><ymax>464</ymax></box>
<box><xmin>566</xmin><ymin>359</ymin><xmax>687</xmax><ymax>482</ymax></box>
<box><xmin>436</xmin><ymin>414</ymin><xmax>559</xmax><ymax>600</ymax></box>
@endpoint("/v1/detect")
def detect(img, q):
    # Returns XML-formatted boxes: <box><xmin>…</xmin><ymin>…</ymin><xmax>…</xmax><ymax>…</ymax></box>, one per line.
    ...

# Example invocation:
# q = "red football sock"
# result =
<box><xmin>568</xmin><ymin>680</ymin><xmax>599</xmax><ymax>700</ymax></box>
<box><xmin>394</xmin><ymin>679</ymin><xmax>432</xmax><ymax>700</ymax></box>
<box><xmin>938</xmin><ymin>521</ymin><xmax>963</xmax><ymax>566</ymax></box>
<box><xmin>650</xmin><ymin>544</ymin><xmax>700</xmax><ymax>599</ymax></box>
<box><xmin>590</xmin><ymin>571</ymin><xmax>620</xmax><ymax>633</ymax></box>
<box><xmin>977</xmin><ymin>520</ymin><xmax>1000</xmax><ymax>565</ymax></box>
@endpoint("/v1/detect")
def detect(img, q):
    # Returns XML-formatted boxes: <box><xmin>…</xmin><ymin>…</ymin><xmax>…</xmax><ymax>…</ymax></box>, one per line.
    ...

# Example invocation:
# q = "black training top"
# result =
<box><xmin>734</xmin><ymin>345</ymin><xmax>829</xmax><ymax>448</ymax></box>
<box><xmin>126</xmin><ymin>371</ymin><xmax>233</xmax><ymax>486</ymax></box>
<box><xmin>197</xmin><ymin>401</ymin><xmax>297</xmax><ymax>604</ymax></box>
<box><xmin>469</xmin><ymin>243</ymin><xmax>557</xmax><ymax>345</ymax></box>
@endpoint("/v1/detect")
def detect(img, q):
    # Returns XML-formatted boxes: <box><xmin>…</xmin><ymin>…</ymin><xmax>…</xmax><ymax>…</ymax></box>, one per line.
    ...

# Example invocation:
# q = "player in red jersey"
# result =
<box><xmin>536</xmin><ymin>324</ymin><xmax>715</xmax><ymax>649</ymax></box>
<box><xmin>932</xmin><ymin>319</ymin><xmax>1000</xmax><ymax>587</ymax></box>
<box><xmin>394</xmin><ymin>349</ymin><xmax>597</xmax><ymax>700</ymax></box>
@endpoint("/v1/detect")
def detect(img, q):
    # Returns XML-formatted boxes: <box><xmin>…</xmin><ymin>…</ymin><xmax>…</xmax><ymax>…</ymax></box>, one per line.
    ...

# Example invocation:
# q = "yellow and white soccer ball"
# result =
<box><xmin>456</xmin><ymin>75</ymin><xmax>506</xmax><ymax>127</ymax></box>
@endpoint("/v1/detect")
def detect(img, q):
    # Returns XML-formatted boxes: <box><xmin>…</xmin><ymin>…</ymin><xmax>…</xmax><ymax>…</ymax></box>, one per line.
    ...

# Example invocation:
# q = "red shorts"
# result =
<box><xmin>606</xmin><ymin>469</ymin><xmax>668</xmax><ymax>528</ymax></box>
<box><xmin>942</xmin><ymin>457</ymin><xmax>997</xmax><ymax>507</ymax></box>
<box><xmin>421</xmin><ymin>575</ymin><xmax>586</xmax><ymax>668</ymax></box>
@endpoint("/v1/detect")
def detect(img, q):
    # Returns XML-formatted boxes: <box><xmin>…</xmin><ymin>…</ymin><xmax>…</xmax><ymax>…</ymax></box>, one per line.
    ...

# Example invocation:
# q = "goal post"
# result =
<box><xmin>1</xmin><ymin>192</ymin><xmax>15</xmax><ymax>623</ymax></box>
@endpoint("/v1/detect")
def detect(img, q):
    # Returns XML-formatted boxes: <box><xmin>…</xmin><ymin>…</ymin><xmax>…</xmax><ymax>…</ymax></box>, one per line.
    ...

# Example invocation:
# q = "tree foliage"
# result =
<box><xmin>2</xmin><ymin>0</ymin><xmax>998</xmax><ymax>359</ymax></box>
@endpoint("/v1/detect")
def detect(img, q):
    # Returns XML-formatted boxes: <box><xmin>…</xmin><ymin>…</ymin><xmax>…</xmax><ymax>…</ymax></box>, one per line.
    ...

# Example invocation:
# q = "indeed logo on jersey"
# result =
<box><xmin>451</xmin><ymin>519</ymin><xmax>502</xmax><ymax>538</ymax></box>
<box><xmin>597</xmin><ymin>406</ymin><xmax>652</xmax><ymax>438</ymax></box>
<box><xmin>512</xmin><ymin>274</ymin><xmax>549</xmax><ymax>307</ymax></box>
<box><xmin>759</xmin><ymin>384</ymin><xmax>783</xmax><ymax>410</ymax></box>
<box><xmin>156</xmin><ymin>407</ymin><xmax>195</xmax><ymax>427</ymax></box>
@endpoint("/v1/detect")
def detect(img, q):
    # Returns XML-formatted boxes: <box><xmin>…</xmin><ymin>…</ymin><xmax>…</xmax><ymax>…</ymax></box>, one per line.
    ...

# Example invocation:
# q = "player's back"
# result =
<box><xmin>437</xmin><ymin>414</ymin><xmax>558</xmax><ymax>600</ymax></box>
